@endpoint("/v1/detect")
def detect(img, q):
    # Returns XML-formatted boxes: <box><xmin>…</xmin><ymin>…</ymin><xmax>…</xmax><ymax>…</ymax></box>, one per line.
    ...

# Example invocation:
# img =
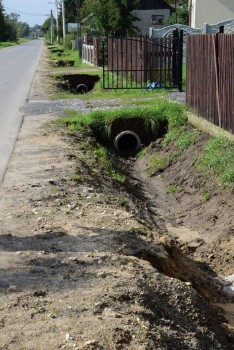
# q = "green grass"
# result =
<box><xmin>201</xmin><ymin>192</ymin><xmax>210</xmax><ymax>202</ymax></box>
<box><xmin>175</xmin><ymin>129</ymin><xmax>200</xmax><ymax>151</ymax></box>
<box><xmin>52</xmin><ymin>87</ymin><xmax>168</xmax><ymax>101</ymax></box>
<box><xmin>54</xmin><ymin>65</ymin><xmax>232</xmax><ymax>191</ymax></box>
<box><xmin>0</xmin><ymin>41</ymin><xmax>18</xmax><ymax>49</ymax></box>
<box><xmin>58</xmin><ymin>99</ymin><xmax>187</xmax><ymax>144</ymax></box>
<box><xmin>197</xmin><ymin>137</ymin><xmax>234</xmax><ymax>188</ymax></box>
<box><xmin>58</xmin><ymin>99</ymin><xmax>186</xmax><ymax>185</ymax></box>
<box><xmin>146</xmin><ymin>155</ymin><xmax>170</xmax><ymax>176</ymax></box>
<box><xmin>51</xmin><ymin>67</ymin><xmax>170</xmax><ymax>101</ymax></box>
<box><xmin>165</xmin><ymin>184</ymin><xmax>180</xmax><ymax>194</ymax></box>
<box><xmin>114</xmin><ymin>196</ymin><xmax>129</xmax><ymax>205</ymax></box>
<box><xmin>49</xmin><ymin>47</ymin><xmax>83</xmax><ymax>67</ymax></box>
<box><xmin>91</xmin><ymin>145</ymin><xmax>126</xmax><ymax>184</ymax></box>
<box><xmin>0</xmin><ymin>38</ymin><xmax>29</xmax><ymax>49</ymax></box>
<box><xmin>137</xmin><ymin>148</ymin><xmax>148</xmax><ymax>158</ymax></box>
<box><xmin>182</xmin><ymin>63</ymin><xmax>186</xmax><ymax>91</ymax></box>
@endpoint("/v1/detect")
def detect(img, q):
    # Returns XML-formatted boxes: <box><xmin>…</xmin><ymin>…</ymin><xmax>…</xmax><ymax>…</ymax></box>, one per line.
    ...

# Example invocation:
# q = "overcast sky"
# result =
<box><xmin>3</xmin><ymin>0</ymin><xmax>57</xmax><ymax>27</ymax></box>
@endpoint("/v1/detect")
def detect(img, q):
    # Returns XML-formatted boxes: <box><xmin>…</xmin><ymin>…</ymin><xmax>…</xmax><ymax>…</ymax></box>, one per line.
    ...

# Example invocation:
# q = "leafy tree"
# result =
<box><xmin>41</xmin><ymin>17</ymin><xmax>56</xmax><ymax>42</ymax></box>
<box><xmin>165</xmin><ymin>0</ymin><xmax>189</xmax><ymax>25</ymax></box>
<box><xmin>17</xmin><ymin>22</ymin><xmax>30</xmax><ymax>38</ymax></box>
<box><xmin>42</xmin><ymin>17</ymin><xmax>53</xmax><ymax>33</ymax></box>
<box><xmin>0</xmin><ymin>4</ymin><xmax>29</xmax><ymax>41</ymax></box>
<box><xmin>64</xmin><ymin>0</ymin><xmax>84</xmax><ymax>23</ymax></box>
<box><xmin>114</xmin><ymin>0</ymin><xmax>140</xmax><ymax>36</ymax></box>
<box><xmin>81</xmin><ymin>0</ymin><xmax>139</xmax><ymax>36</ymax></box>
<box><xmin>0</xmin><ymin>0</ymin><xmax>6</xmax><ymax>41</ymax></box>
<box><xmin>4</xmin><ymin>13</ymin><xmax>18</xmax><ymax>41</ymax></box>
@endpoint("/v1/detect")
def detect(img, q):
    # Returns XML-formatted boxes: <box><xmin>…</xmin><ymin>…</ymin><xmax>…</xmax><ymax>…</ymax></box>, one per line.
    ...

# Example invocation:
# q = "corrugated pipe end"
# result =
<box><xmin>114</xmin><ymin>131</ymin><xmax>141</xmax><ymax>156</ymax></box>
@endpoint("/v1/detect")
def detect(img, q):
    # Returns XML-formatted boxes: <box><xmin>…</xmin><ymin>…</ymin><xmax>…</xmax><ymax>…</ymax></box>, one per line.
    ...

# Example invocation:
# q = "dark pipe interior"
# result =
<box><xmin>117</xmin><ymin>134</ymin><xmax>139</xmax><ymax>152</ymax></box>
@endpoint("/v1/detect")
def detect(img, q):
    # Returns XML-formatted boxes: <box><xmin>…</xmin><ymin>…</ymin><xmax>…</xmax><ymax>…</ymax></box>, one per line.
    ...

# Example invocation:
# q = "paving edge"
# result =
<box><xmin>187</xmin><ymin>112</ymin><xmax>234</xmax><ymax>142</ymax></box>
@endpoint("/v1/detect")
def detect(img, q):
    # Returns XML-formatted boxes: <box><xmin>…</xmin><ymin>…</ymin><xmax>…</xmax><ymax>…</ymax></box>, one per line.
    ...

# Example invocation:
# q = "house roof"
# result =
<box><xmin>139</xmin><ymin>0</ymin><xmax>173</xmax><ymax>10</ymax></box>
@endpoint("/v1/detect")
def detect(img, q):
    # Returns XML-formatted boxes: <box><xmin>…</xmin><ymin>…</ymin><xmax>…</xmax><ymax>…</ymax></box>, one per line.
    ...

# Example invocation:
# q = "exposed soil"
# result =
<box><xmin>134</xmin><ymin>135</ymin><xmax>234</xmax><ymax>277</ymax></box>
<box><xmin>0</xmin><ymin>43</ymin><xmax>233</xmax><ymax>350</ymax></box>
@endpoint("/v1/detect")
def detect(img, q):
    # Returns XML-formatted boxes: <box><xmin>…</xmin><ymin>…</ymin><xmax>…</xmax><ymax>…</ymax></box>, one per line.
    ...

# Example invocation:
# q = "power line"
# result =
<box><xmin>4</xmin><ymin>6</ymin><xmax>49</xmax><ymax>17</ymax></box>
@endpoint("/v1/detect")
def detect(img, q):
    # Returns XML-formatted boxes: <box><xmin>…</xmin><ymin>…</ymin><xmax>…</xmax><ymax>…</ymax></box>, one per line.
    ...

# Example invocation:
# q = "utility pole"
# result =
<box><xmin>77</xmin><ymin>0</ymin><xmax>81</xmax><ymax>37</ymax></box>
<box><xmin>50</xmin><ymin>9</ymin><xmax>54</xmax><ymax>44</ymax></box>
<box><xmin>61</xmin><ymin>0</ymin><xmax>66</xmax><ymax>43</ymax></box>
<box><xmin>55</xmin><ymin>0</ymin><xmax>59</xmax><ymax>42</ymax></box>
<box><xmin>77</xmin><ymin>0</ymin><xmax>82</xmax><ymax>57</ymax></box>
<box><xmin>49</xmin><ymin>1</ymin><xmax>59</xmax><ymax>42</ymax></box>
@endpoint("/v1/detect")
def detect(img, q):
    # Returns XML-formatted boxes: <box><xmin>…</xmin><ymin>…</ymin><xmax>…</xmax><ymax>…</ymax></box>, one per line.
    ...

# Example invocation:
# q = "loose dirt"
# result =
<box><xmin>0</xmin><ymin>44</ymin><xmax>233</xmax><ymax>350</ymax></box>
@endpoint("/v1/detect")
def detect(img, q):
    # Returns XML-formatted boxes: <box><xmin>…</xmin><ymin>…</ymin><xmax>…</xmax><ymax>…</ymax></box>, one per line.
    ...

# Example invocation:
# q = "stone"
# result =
<box><xmin>7</xmin><ymin>285</ymin><xmax>19</xmax><ymax>293</ymax></box>
<box><xmin>65</xmin><ymin>333</ymin><xmax>74</xmax><ymax>341</ymax></box>
<box><xmin>33</xmin><ymin>290</ymin><xmax>47</xmax><ymax>297</ymax></box>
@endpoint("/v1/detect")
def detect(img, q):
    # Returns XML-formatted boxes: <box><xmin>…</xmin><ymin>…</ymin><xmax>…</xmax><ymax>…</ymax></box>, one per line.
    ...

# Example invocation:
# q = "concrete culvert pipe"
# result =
<box><xmin>76</xmin><ymin>83</ymin><xmax>88</xmax><ymax>93</ymax></box>
<box><xmin>114</xmin><ymin>130</ymin><xmax>141</xmax><ymax>155</ymax></box>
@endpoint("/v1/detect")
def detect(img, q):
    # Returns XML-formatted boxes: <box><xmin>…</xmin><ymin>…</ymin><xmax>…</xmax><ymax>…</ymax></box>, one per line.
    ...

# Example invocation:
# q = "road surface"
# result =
<box><xmin>0</xmin><ymin>39</ymin><xmax>43</xmax><ymax>184</ymax></box>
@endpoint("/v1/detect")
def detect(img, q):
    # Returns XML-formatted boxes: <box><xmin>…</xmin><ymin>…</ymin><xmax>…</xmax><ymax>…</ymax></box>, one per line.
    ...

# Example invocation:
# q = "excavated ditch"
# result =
<box><xmin>0</xmin><ymin>114</ymin><xmax>233</xmax><ymax>349</ymax></box>
<box><xmin>57</xmin><ymin>73</ymin><xmax>100</xmax><ymax>93</ymax></box>
<box><xmin>2</xmin><ymin>43</ymin><xmax>232</xmax><ymax>349</ymax></box>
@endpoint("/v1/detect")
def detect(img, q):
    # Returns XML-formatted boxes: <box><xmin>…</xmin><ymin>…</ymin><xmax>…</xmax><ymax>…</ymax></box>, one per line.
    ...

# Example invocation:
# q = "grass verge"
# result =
<box><xmin>0</xmin><ymin>41</ymin><xmax>18</xmax><ymax>49</ymax></box>
<box><xmin>58</xmin><ymin>99</ymin><xmax>187</xmax><ymax>143</ymax></box>
<box><xmin>48</xmin><ymin>45</ymin><xmax>85</xmax><ymax>68</ymax></box>
<box><xmin>197</xmin><ymin>137</ymin><xmax>234</xmax><ymax>189</ymax></box>
<box><xmin>0</xmin><ymin>38</ymin><xmax>29</xmax><ymax>49</ymax></box>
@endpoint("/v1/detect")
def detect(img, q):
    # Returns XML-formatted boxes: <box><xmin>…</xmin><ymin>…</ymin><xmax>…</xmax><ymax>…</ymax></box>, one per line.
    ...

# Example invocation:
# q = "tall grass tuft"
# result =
<box><xmin>197</xmin><ymin>137</ymin><xmax>234</xmax><ymax>187</ymax></box>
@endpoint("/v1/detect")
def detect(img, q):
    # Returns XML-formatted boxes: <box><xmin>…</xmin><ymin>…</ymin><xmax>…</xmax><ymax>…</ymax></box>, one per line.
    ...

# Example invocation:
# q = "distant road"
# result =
<box><xmin>0</xmin><ymin>39</ymin><xmax>43</xmax><ymax>184</ymax></box>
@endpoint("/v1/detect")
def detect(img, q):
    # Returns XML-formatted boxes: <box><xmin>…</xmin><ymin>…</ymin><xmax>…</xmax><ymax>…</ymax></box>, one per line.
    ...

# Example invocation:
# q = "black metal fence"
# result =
<box><xmin>102</xmin><ymin>30</ymin><xmax>183</xmax><ymax>90</ymax></box>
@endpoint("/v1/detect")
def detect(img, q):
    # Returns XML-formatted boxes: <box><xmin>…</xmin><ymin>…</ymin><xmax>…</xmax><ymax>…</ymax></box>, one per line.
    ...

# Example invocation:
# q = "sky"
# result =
<box><xmin>3</xmin><ymin>0</ymin><xmax>58</xmax><ymax>27</ymax></box>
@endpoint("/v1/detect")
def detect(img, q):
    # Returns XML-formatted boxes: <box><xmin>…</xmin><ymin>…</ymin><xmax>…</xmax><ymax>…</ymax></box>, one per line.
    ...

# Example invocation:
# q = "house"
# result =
<box><xmin>190</xmin><ymin>0</ymin><xmax>234</xmax><ymax>28</ymax></box>
<box><xmin>133</xmin><ymin>0</ymin><xmax>174</xmax><ymax>35</ymax></box>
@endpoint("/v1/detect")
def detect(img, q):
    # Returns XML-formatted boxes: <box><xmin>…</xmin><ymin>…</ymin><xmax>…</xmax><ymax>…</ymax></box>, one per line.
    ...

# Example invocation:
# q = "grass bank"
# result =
<box><xmin>59</xmin><ymin>98</ymin><xmax>234</xmax><ymax>190</ymax></box>
<box><xmin>0</xmin><ymin>38</ymin><xmax>29</xmax><ymax>49</ymax></box>
<box><xmin>58</xmin><ymin>99</ymin><xmax>186</xmax><ymax>143</ymax></box>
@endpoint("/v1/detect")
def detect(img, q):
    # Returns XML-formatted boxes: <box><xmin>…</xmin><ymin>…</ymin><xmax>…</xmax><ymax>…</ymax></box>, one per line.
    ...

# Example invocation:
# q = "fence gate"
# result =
<box><xmin>102</xmin><ymin>30</ymin><xmax>183</xmax><ymax>91</ymax></box>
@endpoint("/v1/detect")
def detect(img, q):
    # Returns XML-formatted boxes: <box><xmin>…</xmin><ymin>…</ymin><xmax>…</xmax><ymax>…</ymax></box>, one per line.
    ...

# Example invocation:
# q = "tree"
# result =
<box><xmin>114</xmin><ymin>0</ymin><xmax>140</xmax><ymax>36</ymax></box>
<box><xmin>41</xmin><ymin>17</ymin><xmax>56</xmax><ymax>42</ymax></box>
<box><xmin>64</xmin><ymin>0</ymin><xmax>85</xmax><ymax>24</ymax></box>
<box><xmin>4</xmin><ymin>13</ymin><xmax>18</xmax><ymax>41</ymax></box>
<box><xmin>0</xmin><ymin>0</ymin><xmax>6</xmax><ymax>41</ymax></box>
<box><xmin>81</xmin><ymin>0</ymin><xmax>139</xmax><ymax>36</ymax></box>
<box><xmin>17</xmin><ymin>22</ymin><xmax>30</xmax><ymax>38</ymax></box>
<box><xmin>165</xmin><ymin>0</ymin><xmax>189</xmax><ymax>25</ymax></box>
<box><xmin>0</xmin><ymin>4</ymin><xmax>29</xmax><ymax>41</ymax></box>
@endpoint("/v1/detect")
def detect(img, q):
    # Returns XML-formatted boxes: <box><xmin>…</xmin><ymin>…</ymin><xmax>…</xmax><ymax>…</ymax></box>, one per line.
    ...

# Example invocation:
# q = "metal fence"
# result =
<box><xmin>186</xmin><ymin>33</ymin><xmax>234</xmax><ymax>134</ymax></box>
<box><xmin>102</xmin><ymin>32</ymin><xmax>183</xmax><ymax>90</ymax></box>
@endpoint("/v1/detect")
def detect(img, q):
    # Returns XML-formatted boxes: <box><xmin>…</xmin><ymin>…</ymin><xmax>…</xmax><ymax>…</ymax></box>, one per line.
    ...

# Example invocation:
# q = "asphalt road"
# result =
<box><xmin>0</xmin><ymin>39</ymin><xmax>43</xmax><ymax>184</ymax></box>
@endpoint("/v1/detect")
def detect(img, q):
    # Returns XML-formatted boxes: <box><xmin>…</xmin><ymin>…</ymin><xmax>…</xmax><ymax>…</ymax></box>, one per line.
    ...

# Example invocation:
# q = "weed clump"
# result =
<box><xmin>197</xmin><ymin>137</ymin><xmax>234</xmax><ymax>188</ymax></box>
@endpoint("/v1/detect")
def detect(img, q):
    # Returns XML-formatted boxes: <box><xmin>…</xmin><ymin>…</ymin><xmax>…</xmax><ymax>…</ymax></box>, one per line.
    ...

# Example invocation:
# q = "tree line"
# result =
<box><xmin>42</xmin><ymin>0</ymin><xmax>140</xmax><ymax>40</ymax></box>
<box><xmin>0</xmin><ymin>0</ymin><xmax>30</xmax><ymax>41</ymax></box>
<box><xmin>56</xmin><ymin>0</ymin><xmax>189</xmax><ymax>38</ymax></box>
<box><xmin>64</xmin><ymin>0</ymin><xmax>189</xmax><ymax>36</ymax></box>
<box><xmin>0</xmin><ymin>0</ymin><xmax>190</xmax><ymax>43</ymax></box>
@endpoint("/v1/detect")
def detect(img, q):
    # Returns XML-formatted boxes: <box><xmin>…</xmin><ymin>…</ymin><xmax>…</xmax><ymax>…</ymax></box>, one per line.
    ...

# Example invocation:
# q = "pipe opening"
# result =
<box><xmin>114</xmin><ymin>131</ymin><xmax>141</xmax><ymax>156</ymax></box>
<box><xmin>76</xmin><ymin>83</ymin><xmax>88</xmax><ymax>93</ymax></box>
<box><xmin>56</xmin><ymin>74</ymin><xmax>100</xmax><ymax>93</ymax></box>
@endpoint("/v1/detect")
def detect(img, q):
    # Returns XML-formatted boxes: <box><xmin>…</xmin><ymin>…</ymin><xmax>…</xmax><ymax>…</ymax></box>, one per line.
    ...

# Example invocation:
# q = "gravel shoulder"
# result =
<box><xmin>0</xmin><ymin>43</ymin><xmax>233</xmax><ymax>350</ymax></box>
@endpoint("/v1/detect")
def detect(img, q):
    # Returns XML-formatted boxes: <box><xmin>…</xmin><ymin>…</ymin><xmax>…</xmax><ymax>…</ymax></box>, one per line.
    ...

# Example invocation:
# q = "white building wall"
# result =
<box><xmin>191</xmin><ymin>0</ymin><xmax>234</xmax><ymax>28</ymax></box>
<box><xmin>133</xmin><ymin>9</ymin><xmax>170</xmax><ymax>35</ymax></box>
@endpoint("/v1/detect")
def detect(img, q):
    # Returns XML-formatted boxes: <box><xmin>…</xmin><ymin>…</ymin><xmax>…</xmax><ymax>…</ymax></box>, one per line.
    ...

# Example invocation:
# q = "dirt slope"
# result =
<box><xmin>133</xmin><ymin>136</ymin><xmax>234</xmax><ymax>277</ymax></box>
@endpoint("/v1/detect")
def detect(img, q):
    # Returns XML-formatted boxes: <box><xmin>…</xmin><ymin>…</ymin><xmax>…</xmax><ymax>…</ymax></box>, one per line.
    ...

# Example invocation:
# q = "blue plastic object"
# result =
<box><xmin>146</xmin><ymin>81</ymin><xmax>165</xmax><ymax>90</ymax></box>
